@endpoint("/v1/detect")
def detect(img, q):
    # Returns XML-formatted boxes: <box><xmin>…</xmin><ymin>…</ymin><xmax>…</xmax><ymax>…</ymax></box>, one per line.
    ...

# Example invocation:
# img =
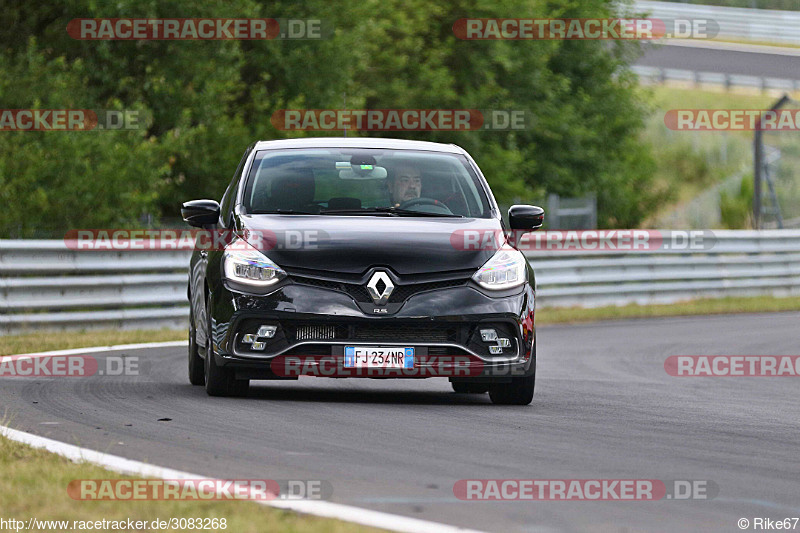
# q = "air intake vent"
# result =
<box><xmin>295</xmin><ymin>325</ymin><xmax>338</xmax><ymax>341</ymax></box>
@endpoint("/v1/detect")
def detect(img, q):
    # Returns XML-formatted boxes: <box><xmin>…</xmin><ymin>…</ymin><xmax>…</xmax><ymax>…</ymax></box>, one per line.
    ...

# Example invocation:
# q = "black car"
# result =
<box><xmin>182</xmin><ymin>138</ymin><xmax>543</xmax><ymax>404</ymax></box>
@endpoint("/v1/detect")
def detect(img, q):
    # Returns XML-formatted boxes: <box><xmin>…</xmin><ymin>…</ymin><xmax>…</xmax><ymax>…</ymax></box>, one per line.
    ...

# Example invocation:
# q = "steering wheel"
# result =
<box><xmin>398</xmin><ymin>197</ymin><xmax>453</xmax><ymax>214</ymax></box>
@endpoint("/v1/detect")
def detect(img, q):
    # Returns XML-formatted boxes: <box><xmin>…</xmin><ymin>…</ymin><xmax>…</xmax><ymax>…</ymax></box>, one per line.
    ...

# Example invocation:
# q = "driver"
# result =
<box><xmin>388</xmin><ymin>164</ymin><xmax>422</xmax><ymax>207</ymax></box>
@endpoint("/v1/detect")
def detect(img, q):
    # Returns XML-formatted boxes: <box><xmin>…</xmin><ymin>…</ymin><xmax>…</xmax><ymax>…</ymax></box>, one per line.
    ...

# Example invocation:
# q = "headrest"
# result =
<box><xmin>270</xmin><ymin>168</ymin><xmax>315</xmax><ymax>207</ymax></box>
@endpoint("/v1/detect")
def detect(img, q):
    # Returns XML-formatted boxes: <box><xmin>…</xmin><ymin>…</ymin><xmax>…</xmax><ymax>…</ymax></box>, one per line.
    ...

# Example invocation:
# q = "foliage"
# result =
<box><xmin>0</xmin><ymin>0</ymin><xmax>659</xmax><ymax>235</ymax></box>
<box><xmin>720</xmin><ymin>174</ymin><xmax>754</xmax><ymax>229</ymax></box>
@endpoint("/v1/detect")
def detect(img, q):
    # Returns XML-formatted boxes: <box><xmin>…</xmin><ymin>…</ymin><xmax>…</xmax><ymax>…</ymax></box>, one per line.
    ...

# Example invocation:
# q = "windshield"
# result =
<box><xmin>242</xmin><ymin>148</ymin><xmax>492</xmax><ymax>217</ymax></box>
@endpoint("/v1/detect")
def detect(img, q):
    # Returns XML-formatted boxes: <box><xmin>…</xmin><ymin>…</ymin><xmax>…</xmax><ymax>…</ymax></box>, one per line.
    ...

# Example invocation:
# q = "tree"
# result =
<box><xmin>0</xmin><ymin>0</ymin><xmax>659</xmax><ymax>234</ymax></box>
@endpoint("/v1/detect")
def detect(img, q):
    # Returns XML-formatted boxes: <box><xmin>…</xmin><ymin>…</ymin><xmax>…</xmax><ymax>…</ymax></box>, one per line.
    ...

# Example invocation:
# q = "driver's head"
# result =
<box><xmin>388</xmin><ymin>164</ymin><xmax>422</xmax><ymax>206</ymax></box>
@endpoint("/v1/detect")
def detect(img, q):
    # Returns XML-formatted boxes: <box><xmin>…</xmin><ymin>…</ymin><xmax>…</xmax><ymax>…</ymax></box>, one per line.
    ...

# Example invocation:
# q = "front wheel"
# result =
<box><xmin>188</xmin><ymin>309</ymin><xmax>205</xmax><ymax>386</ymax></box>
<box><xmin>204</xmin><ymin>301</ymin><xmax>249</xmax><ymax>397</ymax></box>
<box><xmin>488</xmin><ymin>373</ymin><xmax>535</xmax><ymax>405</ymax></box>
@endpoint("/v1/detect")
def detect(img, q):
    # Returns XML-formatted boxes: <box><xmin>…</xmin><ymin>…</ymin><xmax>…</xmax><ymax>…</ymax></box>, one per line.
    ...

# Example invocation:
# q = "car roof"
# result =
<box><xmin>253</xmin><ymin>137</ymin><xmax>467</xmax><ymax>154</ymax></box>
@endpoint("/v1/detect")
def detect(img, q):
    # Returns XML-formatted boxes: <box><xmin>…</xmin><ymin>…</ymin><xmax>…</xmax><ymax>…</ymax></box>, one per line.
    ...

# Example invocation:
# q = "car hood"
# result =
<box><xmin>238</xmin><ymin>214</ymin><xmax>503</xmax><ymax>276</ymax></box>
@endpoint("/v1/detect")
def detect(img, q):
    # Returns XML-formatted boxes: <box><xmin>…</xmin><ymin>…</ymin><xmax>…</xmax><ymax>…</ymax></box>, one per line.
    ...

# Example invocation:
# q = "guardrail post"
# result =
<box><xmin>754</xmin><ymin>127</ymin><xmax>762</xmax><ymax>229</ymax></box>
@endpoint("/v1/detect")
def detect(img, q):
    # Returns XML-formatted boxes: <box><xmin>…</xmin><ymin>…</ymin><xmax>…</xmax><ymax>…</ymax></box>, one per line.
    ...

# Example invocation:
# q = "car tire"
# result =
<box><xmin>204</xmin><ymin>300</ymin><xmax>249</xmax><ymax>397</ymax></box>
<box><xmin>451</xmin><ymin>382</ymin><xmax>489</xmax><ymax>394</ymax></box>
<box><xmin>488</xmin><ymin>373</ymin><xmax>535</xmax><ymax>405</ymax></box>
<box><xmin>489</xmin><ymin>352</ymin><xmax>536</xmax><ymax>406</ymax></box>
<box><xmin>188</xmin><ymin>309</ymin><xmax>205</xmax><ymax>386</ymax></box>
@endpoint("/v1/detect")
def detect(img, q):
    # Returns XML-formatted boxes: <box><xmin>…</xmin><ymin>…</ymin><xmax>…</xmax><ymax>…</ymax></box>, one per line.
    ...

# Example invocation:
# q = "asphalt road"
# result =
<box><xmin>3</xmin><ymin>312</ymin><xmax>800</xmax><ymax>532</ymax></box>
<box><xmin>636</xmin><ymin>42</ymin><xmax>800</xmax><ymax>79</ymax></box>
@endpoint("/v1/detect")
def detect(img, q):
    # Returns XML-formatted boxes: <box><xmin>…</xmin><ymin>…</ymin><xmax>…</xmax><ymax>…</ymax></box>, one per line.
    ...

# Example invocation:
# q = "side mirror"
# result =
<box><xmin>182</xmin><ymin>199</ymin><xmax>221</xmax><ymax>228</ymax></box>
<box><xmin>509</xmin><ymin>205</ymin><xmax>544</xmax><ymax>231</ymax></box>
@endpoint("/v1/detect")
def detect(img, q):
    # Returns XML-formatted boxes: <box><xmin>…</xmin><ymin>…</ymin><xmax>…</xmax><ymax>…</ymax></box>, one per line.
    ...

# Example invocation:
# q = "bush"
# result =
<box><xmin>720</xmin><ymin>175</ymin><xmax>754</xmax><ymax>229</ymax></box>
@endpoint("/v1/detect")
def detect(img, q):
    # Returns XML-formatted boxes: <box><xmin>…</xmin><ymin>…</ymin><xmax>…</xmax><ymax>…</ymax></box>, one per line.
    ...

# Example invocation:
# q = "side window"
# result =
<box><xmin>220</xmin><ymin>147</ymin><xmax>252</xmax><ymax>226</ymax></box>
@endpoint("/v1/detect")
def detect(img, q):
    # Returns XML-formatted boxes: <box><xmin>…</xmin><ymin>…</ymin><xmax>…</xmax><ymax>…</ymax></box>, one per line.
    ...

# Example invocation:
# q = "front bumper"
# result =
<box><xmin>209</xmin><ymin>277</ymin><xmax>536</xmax><ymax>379</ymax></box>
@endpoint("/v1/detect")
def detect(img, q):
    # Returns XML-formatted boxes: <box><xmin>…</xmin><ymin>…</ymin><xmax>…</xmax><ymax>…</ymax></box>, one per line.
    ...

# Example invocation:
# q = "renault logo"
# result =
<box><xmin>366</xmin><ymin>271</ymin><xmax>394</xmax><ymax>305</ymax></box>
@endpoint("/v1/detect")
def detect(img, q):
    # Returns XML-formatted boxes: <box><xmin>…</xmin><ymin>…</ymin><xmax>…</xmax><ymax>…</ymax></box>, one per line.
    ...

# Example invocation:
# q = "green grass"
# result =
<box><xmin>0</xmin><ymin>329</ymin><xmax>185</xmax><ymax>356</ymax></box>
<box><xmin>709</xmin><ymin>38</ymin><xmax>800</xmax><ymax>49</ymax></box>
<box><xmin>647</xmin><ymin>86</ymin><xmax>774</xmax><ymax>110</ymax></box>
<box><xmin>537</xmin><ymin>295</ymin><xmax>800</xmax><ymax>324</ymax></box>
<box><xmin>0</xmin><ymin>433</ymin><xmax>382</xmax><ymax>533</ymax></box>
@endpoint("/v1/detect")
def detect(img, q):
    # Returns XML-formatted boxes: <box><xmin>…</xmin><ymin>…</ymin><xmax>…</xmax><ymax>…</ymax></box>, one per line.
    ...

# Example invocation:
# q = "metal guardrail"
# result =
<box><xmin>632</xmin><ymin>65</ymin><xmax>800</xmax><ymax>92</ymax></box>
<box><xmin>527</xmin><ymin>230</ymin><xmax>800</xmax><ymax>307</ymax></box>
<box><xmin>0</xmin><ymin>241</ymin><xmax>191</xmax><ymax>333</ymax></box>
<box><xmin>636</xmin><ymin>1</ymin><xmax>800</xmax><ymax>45</ymax></box>
<box><xmin>3</xmin><ymin>231</ymin><xmax>800</xmax><ymax>333</ymax></box>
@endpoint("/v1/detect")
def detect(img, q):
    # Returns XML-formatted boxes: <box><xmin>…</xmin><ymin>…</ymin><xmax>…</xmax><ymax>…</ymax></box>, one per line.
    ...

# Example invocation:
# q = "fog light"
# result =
<box><xmin>257</xmin><ymin>325</ymin><xmax>277</xmax><ymax>338</ymax></box>
<box><xmin>480</xmin><ymin>329</ymin><xmax>498</xmax><ymax>342</ymax></box>
<box><xmin>241</xmin><ymin>324</ymin><xmax>278</xmax><ymax>351</ymax></box>
<box><xmin>489</xmin><ymin>345</ymin><xmax>503</xmax><ymax>355</ymax></box>
<box><xmin>498</xmin><ymin>338</ymin><xmax>511</xmax><ymax>348</ymax></box>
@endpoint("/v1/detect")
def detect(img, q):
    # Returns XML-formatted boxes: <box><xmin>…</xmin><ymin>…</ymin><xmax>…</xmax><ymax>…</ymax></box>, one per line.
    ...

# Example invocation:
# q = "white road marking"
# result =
<box><xmin>1</xmin><ymin>341</ymin><xmax>491</xmax><ymax>533</ymax></box>
<box><xmin>5</xmin><ymin>340</ymin><xmax>188</xmax><ymax>358</ymax></box>
<box><xmin>0</xmin><ymin>425</ymin><xmax>486</xmax><ymax>533</ymax></box>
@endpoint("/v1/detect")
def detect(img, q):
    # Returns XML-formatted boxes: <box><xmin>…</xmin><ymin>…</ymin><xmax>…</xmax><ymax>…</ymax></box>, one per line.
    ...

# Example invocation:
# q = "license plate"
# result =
<box><xmin>344</xmin><ymin>346</ymin><xmax>414</xmax><ymax>369</ymax></box>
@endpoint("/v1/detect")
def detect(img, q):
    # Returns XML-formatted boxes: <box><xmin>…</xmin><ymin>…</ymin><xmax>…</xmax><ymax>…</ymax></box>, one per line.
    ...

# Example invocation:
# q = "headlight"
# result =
<box><xmin>472</xmin><ymin>246</ymin><xmax>527</xmax><ymax>290</ymax></box>
<box><xmin>223</xmin><ymin>239</ymin><xmax>286</xmax><ymax>287</ymax></box>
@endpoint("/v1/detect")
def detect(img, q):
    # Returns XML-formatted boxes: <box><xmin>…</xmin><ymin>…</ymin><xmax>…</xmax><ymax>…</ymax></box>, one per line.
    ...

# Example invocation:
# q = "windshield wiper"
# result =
<box><xmin>389</xmin><ymin>208</ymin><xmax>463</xmax><ymax>218</ymax></box>
<box><xmin>319</xmin><ymin>207</ymin><xmax>396</xmax><ymax>216</ymax></box>
<box><xmin>320</xmin><ymin>207</ymin><xmax>463</xmax><ymax>218</ymax></box>
<box><xmin>254</xmin><ymin>209</ymin><xmax>317</xmax><ymax>215</ymax></box>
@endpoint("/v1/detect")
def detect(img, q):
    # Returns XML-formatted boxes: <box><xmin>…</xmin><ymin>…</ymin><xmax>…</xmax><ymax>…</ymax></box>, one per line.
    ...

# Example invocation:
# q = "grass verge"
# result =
<box><xmin>537</xmin><ymin>295</ymin><xmax>800</xmax><ymax>325</ymax></box>
<box><xmin>0</xmin><ymin>329</ymin><xmax>186</xmax><ymax>356</ymax></box>
<box><xmin>0</xmin><ymin>432</ymin><xmax>382</xmax><ymax>533</ymax></box>
<box><xmin>708</xmin><ymin>38</ymin><xmax>800</xmax><ymax>50</ymax></box>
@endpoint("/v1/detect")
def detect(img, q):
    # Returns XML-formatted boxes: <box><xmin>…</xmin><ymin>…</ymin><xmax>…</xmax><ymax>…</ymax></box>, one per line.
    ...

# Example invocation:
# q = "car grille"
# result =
<box><xmin>287</xmin><ymin>323</ymin><xmax>458</xmax><ymax>343</ymax></box>
<box><xmin>294</xmin><ymin>324</ymin><xmax>338</xmax><ymax>341</ymax></box>
<box><xmin>351</xmin><ymin>324</ymin><xmax>457</xmax><ymax>343</ymax></box>
<box><xmin>291</xmin><ymin>276</ymin><xmax>467</xmax><ymax>304</ymax></box>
